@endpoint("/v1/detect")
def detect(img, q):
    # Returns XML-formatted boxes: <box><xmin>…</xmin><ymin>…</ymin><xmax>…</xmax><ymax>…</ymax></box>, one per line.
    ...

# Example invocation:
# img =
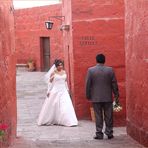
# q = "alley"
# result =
<box><xmin>9</xmin><ymin>71</ymin><xmax>144</xmax><ymax>148</ymax></box>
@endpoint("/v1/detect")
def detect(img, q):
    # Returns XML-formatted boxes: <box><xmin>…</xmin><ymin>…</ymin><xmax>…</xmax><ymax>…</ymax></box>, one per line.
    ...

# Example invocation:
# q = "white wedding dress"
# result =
<box><xmin>37</xmin><ymin>73</ymin><xmax>78</xmax><ymax>126</ymax></box>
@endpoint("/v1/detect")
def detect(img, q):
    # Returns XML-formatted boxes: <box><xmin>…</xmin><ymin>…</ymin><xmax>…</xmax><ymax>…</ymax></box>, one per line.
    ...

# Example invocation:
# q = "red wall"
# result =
<box><xmin>63</xmin><ymin>0</ymin><xmax>126</xmax><ymax>126</ymax></box>
<box><xmin>15</xmin><ymin>4</ymin><xmax>63</xmax><ymax>71</ymax></box>
<box><xmin>62</xmin><ymin>0</ymin><xmax>75</xmax><ymax>106</ymax></box>
<box><xmin>0</xmin><ymin>1</ymin><xmax>16</xmax><ymax>147</ymax></box>
<box><xmin>125</xmin><ymin>0</ymin><xmax>148</xmax><ymax>146</ymax></box>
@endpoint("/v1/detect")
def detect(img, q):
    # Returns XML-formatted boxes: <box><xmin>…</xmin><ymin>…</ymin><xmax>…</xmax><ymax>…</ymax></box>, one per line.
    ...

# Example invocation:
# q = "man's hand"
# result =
<box><xmin>113</xmin><ymin>96</ymin><xmax>122</xmax><ymax>112</ymax></box>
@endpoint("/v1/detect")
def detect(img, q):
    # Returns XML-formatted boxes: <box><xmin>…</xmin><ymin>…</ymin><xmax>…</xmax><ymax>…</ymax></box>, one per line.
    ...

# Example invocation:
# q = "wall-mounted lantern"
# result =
<box><xmin>45</xmin><ymin>16</ymin><xmax>70</xmax><ymax>31</ymax></box>
<box><xmin>45</xmin><ymin>21</ymin><xmax>54</xmax><ymax>29</ymax></box>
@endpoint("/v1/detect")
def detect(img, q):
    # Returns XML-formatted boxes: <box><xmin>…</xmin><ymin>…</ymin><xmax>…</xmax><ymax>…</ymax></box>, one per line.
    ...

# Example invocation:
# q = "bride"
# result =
<box><xmin>37</xmin><ymin>59</ymin><xmax>78</xmax><ymax>126</ymax></box>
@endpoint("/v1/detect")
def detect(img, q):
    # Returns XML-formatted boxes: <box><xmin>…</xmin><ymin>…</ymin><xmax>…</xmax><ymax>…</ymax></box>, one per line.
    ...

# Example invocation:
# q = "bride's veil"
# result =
<box><xmin>44</xmin><ymin>64</ymin><xmax>56</xmax><ymax>84</ymax></box>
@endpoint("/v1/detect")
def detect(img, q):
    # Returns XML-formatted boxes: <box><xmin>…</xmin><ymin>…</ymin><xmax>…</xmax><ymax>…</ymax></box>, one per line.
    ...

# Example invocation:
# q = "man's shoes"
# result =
<box><xmin>93</xmin><ymin>135</ymin><xmax>103</xmax><ymax>140</ymax></box>
<box><xmin>107</xmin><ymin>135</ymin><xmax>114</xmax><ymax>139</ymax></box>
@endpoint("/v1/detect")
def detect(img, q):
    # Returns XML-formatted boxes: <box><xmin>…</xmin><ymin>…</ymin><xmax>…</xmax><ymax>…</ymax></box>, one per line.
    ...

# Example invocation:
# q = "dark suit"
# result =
<box><xmin>86</xmin><ymin>64</ymin><xmax>119</xmax><ymax>137</ymax></box>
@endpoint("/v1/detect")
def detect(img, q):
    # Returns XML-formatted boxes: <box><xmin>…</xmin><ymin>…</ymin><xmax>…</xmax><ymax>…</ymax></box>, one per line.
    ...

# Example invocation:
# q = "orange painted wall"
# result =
<box><xmin>125</xmin><ymin>0</ymin><xmax>148</xmax><ymax>146</ymax></box>
<box><xmin>62</xmin><ymin>0</ymin><xmax>126</xmax><ymax>126</ymax></box>
<box><xmin>15</xmin><ymin>4</ymin><xmax>63</xmax><ymax>71</ymax></box>
<box><xmin>0</xmin><ymin>1</ymin><xmax>16</xmax><ymax>147</ymax></box>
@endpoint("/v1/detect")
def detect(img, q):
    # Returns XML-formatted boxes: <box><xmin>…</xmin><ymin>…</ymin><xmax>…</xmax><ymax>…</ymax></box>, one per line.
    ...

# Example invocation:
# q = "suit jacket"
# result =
<box><xmin>86</xmin><ymin>64</ymin><xmax>119</xmax><ymax>102</ymax></box>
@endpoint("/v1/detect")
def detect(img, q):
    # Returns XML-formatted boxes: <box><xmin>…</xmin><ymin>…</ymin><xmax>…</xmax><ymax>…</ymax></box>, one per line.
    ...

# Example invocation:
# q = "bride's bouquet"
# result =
<box><xmin>113</xmin><ymin>101</ymin><xmax>122</xmax><ymax>112</ymax></box>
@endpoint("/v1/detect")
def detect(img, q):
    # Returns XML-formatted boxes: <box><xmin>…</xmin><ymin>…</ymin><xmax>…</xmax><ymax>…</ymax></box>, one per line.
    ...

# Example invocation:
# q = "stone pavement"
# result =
<box><xmin>9</xmin><ymin>71</ymin><xmax>145</xmax><ymax>148</ymax></box>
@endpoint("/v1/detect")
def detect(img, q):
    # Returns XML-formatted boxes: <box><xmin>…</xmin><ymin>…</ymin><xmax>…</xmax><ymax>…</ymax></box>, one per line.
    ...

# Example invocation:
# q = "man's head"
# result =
<box><xmin>96</xmin><ymin>54</ymin><xmax>105</xmax><ymax>64</ymax></box>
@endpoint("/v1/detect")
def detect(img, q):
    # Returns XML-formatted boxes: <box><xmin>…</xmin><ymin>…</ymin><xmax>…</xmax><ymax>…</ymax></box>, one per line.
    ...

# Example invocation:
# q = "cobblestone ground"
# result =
<box><xmin>9</xmin><ymin>71</ymin><xmax>145</xmax><ymax>148</ymax></box>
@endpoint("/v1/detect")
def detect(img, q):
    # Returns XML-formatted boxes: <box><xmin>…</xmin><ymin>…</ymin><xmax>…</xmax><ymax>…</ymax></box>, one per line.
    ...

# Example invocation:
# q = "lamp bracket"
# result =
<box><xmin>49</xmin><ymin>16</ymin><xmax>65</xmax><ymax>21</ymax></box>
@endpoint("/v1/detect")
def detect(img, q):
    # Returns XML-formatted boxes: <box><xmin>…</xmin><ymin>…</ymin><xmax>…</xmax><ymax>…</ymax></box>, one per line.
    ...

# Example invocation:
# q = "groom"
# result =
<box><xmin>86</xmin><ymin>54</ymin><xmax>119</xmax><ymax>140</ymax></box>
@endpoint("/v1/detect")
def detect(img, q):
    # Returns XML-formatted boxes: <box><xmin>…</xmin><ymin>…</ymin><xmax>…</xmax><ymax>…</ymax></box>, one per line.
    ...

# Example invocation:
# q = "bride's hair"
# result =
<box><xmin>54</xmin><ymin>59</ymin><xmax>64</xmax><ymax>67</ymax></box>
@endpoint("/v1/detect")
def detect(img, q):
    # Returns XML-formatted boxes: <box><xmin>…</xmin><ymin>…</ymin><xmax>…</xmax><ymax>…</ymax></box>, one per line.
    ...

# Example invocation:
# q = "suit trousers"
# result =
<box><xmin>92</xmin><ymin>102</ymin><xmax>113</xmax><ymax>137</ymax></box>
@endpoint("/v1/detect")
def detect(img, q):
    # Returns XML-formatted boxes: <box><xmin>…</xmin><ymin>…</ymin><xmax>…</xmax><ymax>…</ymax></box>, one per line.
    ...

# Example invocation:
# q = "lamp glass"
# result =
<box><xmin>45</xmin><ymin>21</ymin><xmax>54</xmax><ymax>29</ymax></box>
